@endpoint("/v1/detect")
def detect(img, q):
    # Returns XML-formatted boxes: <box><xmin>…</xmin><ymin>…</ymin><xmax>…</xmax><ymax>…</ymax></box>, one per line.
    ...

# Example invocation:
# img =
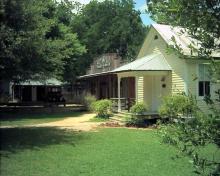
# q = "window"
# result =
<box><xmin>198</xmin><ymin>64</ymin><xmax>210</xmax><ymax>96</ymax></box>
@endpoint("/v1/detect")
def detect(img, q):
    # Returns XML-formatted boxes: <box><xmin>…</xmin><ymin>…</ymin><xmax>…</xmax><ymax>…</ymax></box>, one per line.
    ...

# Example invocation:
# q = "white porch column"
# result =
<box><xmin>9</xmin><ymin>82</ymin><xmax>14</xmax><ymax>102</ymax></box>
<box><xmin>117</xmin><ymin>76</ymin><xmax>121</xmax><ymax>112</ymax></box>
<box><xmin>135</xmin><ymin>76</ymin><xmax>138</xmax><ymax>103</ymax></box>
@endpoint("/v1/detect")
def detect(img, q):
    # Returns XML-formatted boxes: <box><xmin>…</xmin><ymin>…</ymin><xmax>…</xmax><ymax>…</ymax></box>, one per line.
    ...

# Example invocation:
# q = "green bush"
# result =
<box><xmin>159</xmin><ymin>94</ymin><xmax>198</xmax><ymax>119</ymax></box>
<box><xmin>91</xmin><ymin>99</ymin><xmax>112</xmax><ymax>118</ymax></box>
<box><xmin>83</xmin><ymin>94</ymin><xmax>97</xmax><ymax>111</ymax></box>
<box><xmin>126</xmin><ymin>102</ymin><xmax>148</xmax><ymax>127</ymax></box>
<box><xmin>130</xmin><ymin>102</ymin><xmax>148</xmax><ymax>114</ymax></box>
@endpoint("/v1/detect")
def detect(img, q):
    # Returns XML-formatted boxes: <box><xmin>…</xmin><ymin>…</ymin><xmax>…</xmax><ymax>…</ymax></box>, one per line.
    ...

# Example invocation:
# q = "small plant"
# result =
<box><xmin>126</xmin><ymin>102</ymin><xmax>148</xmax><ymax>127</ymax></box>
<box><xmin>83</xmin><ymin>94</ymin><xmax>97</xmax><ymax>111</ymax></box>
<box><xmin>91</xmin><ymin>99</ymin><xmax>112</xmax><ymax>118</ymax></box>
<box><xmin>130</xmin><ymin>102</ymin><xmax>148</xmax><ymax>114</ymax></box>
<box><xmin>159</xmin><ymin>94</ymin><xmax>198</xmax><ymax>119</ymax></box>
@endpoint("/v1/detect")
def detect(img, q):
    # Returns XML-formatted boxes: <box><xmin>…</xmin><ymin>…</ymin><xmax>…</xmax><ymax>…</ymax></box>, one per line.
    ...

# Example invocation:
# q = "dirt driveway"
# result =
<box><xmin>0</xmin><ymin>113</ymin><xmax>103</xmax><ymax>132</ymax></box>
<box><xmin>34</xmin><ymin>113</ymin><xmax>101</xmax><ymax>131</ymax></box>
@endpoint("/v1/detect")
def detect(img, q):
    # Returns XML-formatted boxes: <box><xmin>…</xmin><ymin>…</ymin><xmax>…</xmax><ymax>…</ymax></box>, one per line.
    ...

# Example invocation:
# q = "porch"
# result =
<box><xmin>79</xmin><ymin>52</ymin><xmax>172</xmax><ymax>113</ymax></box>
<box><xmin>115</xmin><ymin>72</ymin><xmax>171</xmax><ymax>113</ymax></box>
<box><xmin>80</xmin><ymin>74</ymin><xmax>136</xmax><ymax>111</ymax></box>
<box><xmin>113</xmin><ymin>52</ymin><xmax>172</xmax><ymax>113</ymax></box>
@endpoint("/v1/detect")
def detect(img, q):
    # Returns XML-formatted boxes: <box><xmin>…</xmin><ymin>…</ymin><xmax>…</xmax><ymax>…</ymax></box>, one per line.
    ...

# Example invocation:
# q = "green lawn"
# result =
<box><xmin>0</xmin><ymin>111</ymin><xmax>84</xmax><ymax>126</ymax></box>
<box><xmin>1</xmin><ymin>127</ymin><xmax>219</xmax><ymax>176</ymax></box>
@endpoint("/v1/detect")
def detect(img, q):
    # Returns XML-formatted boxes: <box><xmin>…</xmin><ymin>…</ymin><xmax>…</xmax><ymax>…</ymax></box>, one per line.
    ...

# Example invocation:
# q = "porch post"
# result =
<box><xmin>12</xmin><ymin>85</ymin><xmax>15</xmax><ymax>102</ymax></box>
<box><xmin>32</xmin><ymin>86</ymin><xmax>37</xmax><ymax>102</ymax></box>
<box><xmin>9</xmin><ymin>82</ymin><xmax>14</xmax><ymax>102</ymax></box>
<box><xmin>135</xmin><ymin>76</ymin><xmax>138</xmax><ymax>103</ymax></box>
<box><xmin>117</xmin><ymin>75</ymin><xmax>121</xmax><ymax>112</ymax></box>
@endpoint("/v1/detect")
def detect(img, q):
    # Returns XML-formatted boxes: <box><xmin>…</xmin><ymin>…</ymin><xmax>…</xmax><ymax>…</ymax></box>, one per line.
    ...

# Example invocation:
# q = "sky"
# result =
<box><xmin>70</xmin><ymin>0</ymin><xmax>154</xmax><ymax>26</ymax></box>
<box><xmin>133</xmin><ymin>0</ymin><xmax>154</xmax><ymax>26</ymax></box>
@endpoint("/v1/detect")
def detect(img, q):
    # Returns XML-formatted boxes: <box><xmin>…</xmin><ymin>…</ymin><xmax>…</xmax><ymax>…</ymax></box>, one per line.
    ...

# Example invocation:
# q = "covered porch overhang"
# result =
<box><xmin>112</xmin><ymin>52</ymin><xmax>172</xmax><ymax>112</ymax></box>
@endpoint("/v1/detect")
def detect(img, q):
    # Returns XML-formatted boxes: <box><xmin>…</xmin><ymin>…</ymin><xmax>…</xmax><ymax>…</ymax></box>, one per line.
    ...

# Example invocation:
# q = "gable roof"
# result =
<box><xmin>152</xmin><ymin>24</ymin><xmax>220</xmax><ymax>57</ymax></box>
<box><xmin>113</xmin><ymin>53</ymin><xmax>172</xmax><ymax>72</ymax></box>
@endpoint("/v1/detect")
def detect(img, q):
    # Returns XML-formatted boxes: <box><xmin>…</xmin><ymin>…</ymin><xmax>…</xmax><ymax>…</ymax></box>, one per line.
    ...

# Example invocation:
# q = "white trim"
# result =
<box><xmin>196</xmin><ymin>63</ymin><xmax>202</xmax><ymax>100</ymax></box>
<box><xmin>184</xmin><ymin>60</ymin><xmax>189</xmax><ymax>95</ymax></box>
<box><xmin>151</xmin><ymin>76</ymin><xmax>154</xmax><ymax>111</ymax></box>
<box><xmin>137</xmin><ymin>27</ymin><xmax>155</xmax><ymax>59</ymax></box>
<box><xmin>117</xmin><ymin>76</ymin><xmax>121</xmax><ymax>112</ymax></box>
<box><xmin>135</xmin><ymin>76</ymin><xmax>137</xmax><ymax>103</ymax></box>
<box><xmin>197</xmin><ymin>63</ymin><xmax>211</xmax><ymax>100</ymax></box>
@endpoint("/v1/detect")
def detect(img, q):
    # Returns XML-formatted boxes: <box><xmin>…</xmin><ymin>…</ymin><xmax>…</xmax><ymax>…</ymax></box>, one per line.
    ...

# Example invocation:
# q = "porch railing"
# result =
<box><xmin>110</xmin><ymin>98</ymin><xmax>136</xmax><ymax>112</ymax></box>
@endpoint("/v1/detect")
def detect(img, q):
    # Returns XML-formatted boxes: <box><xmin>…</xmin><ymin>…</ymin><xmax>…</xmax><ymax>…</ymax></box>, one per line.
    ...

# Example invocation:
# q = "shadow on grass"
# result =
<box><xmin>0</xmin><ymin>127</ymin><xmax>85</xmax><ymax>157</ymax></box>
<box><xmin>0</xmin><ymin>111</ymin><xmax>84</xmax><ymax>123</ymax></box>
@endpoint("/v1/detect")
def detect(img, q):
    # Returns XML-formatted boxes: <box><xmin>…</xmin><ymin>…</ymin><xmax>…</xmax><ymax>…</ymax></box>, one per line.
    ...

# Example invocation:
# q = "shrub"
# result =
<box><xmin>159</xmin><ymin>94</ymin><xmax>198</xmax><ymax>119</ymax></box>
<box><xmin>126</xmin><ymin>102</ymin><xmax>149</xmax><ymax>127</ymax></box>
<box><xmin>91</xmin><ymin>99</ymin><xmax>112</xmax><ymax>118</ymax></box>
<box><xmin>83</xmin><ymin>94</ymin><xmax>97</xmax><ymax>111</ymax></box>
<box><xmin>130</xmin><ymin>102</ymin><xmax>148</xmax><ymax>114</ymax></box>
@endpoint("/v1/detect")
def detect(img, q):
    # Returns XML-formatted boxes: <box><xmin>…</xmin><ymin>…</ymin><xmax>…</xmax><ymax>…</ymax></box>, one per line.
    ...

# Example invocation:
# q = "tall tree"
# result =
<box><xmin>147</xmin><ymin>0</ymin><xmax>220</xmax><ymax>175</ymax></box>
<box><xmin>147</xmin><ymin>0</ymin><xmax>220</xmax><ymax>59</ymax></box>
<box><xmin>71</xmin><ymin>0</ymin><xmax>147</xmax><ymax>66</ymax></box>
<box><xmin>0</xmin><ymin>0</ymin><xmax>85</xmax><ymax>83</ymax></box>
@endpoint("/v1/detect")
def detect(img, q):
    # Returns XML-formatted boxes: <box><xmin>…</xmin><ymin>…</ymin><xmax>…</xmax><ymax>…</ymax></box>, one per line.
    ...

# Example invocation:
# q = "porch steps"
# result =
<box><xmin>110</xmin><ymin>116</ymin><xmax>126</xmax><ymax>122</ymax></box>
<box><xmin>114</xmin><ymin>111</ymin><xmax>160</xmax><ymax>120</ymax></box>
<box><xmin>111</xmin><ymin>111</ymin><xmax>131</xmax><ymax>122</ymax></box>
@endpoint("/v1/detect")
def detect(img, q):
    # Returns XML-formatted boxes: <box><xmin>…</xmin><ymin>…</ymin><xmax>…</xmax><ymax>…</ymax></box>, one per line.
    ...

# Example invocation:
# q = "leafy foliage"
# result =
<box><xmin>147</xmin><ymin>0</ymin><xmax>220</xmax><ymax>58</ymax></box>
<box><xmin>71</xmin><ymin>0</ymin><xmax>147</xmax><ymax>63</ymax></box>
<box><xmin>83</xmin><ymin>93</ymin><xmax>97</xmax><ymax>111</ymax></box>
<box><xmin>158</xmin><ymin>110</ymin><xmax>220</xmax><ymax>175</ymax></box>
<box><xmin>147</xmin><ymin>1</ymin><xmax>220</xmax><ymax>174</ymax></box>
<box><xmin>0</xmin><ymin>0</ymin><xmax>85</xmax><ymax>82</ymax></box>
<box><xmin>130</xmin><ymin>102</ymin><xmax>148</xmax><ymax>114</ymax></box>
<box><xmin>147</xmin><ymin>0</ymin><xmax>220</xmax><ymax>82</ymax></box>
<box><xmin>91</xmin><ymin>99</ymin><xmax>112</xmax><ymax>118</ymax></box>
<box><xmin>159</xmin><ymin>94</ymin><xmax>198</xmax><ymax>119</ymax></box>
<box><xmin>158</xmin><ymin>93</ymin><xmax>220</xmax><ymax>175</ymax></box>
<box><xmin>0</xmin><ymin>0</ymin><xmax>146</xmax><ymax>83</ymax></box>
<box><xmin>126</xmin><ymin>102</ymin><xmax>149</xmax><ymax>127</ymax></box>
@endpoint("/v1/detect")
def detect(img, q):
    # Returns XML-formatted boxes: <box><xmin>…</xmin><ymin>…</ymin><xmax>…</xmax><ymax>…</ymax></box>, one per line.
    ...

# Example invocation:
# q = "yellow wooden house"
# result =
<box><xmin>79</xmin><ymin>24</ymin><xmax>220</xmax><ymax>113</ymax></box>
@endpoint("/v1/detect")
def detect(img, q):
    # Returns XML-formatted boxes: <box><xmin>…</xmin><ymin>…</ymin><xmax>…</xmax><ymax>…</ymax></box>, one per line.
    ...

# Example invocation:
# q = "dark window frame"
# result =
<box><xmin>198</xmin><ymin>64</ymin><xmax>211</xmax><ymax>97</ymax></box>
<box><xmin>198</xmin><ymin>81</ymin><xmax>210</xmax><ymax>97</ymax></box>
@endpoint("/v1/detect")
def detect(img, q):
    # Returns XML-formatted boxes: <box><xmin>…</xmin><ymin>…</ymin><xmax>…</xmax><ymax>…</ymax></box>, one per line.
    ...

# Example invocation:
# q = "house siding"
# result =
<box><xmin>186</xmin><ymin>62</ymin><xmax>197</xmax><ymax>95</ymax></box>
<box><xmin>186</xmin><ymin>61</ymin><xmax>220</xmax><ymax>112</ymax></box>
<box><xmin>171</xmin><ymin>71</ymin><xmax>185</xmax><ymax>94</ymax></box>
<box><xmin>137</xmin><ymin>28</ymin><xmax>186</xmax><ymax>95</ymax></box>
<box><xmin>136</xmin><ymin>76</ymin><xmax>144</xmax><ymax>103</ymax></box>
<box><xmin>143</xmin><ymin>76</ymin><xmax>152</xmax><ymax>109</ymax></box>
<box><xmin>136</xmin><ymin>26</ymin><xmax>219</xmax><ymax>112</ymax></box>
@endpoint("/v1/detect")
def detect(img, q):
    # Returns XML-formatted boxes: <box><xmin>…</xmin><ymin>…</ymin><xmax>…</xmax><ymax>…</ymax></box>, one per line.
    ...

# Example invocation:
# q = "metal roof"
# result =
<box><xmin>18</xmin><ymin>78</ymin><xmax>62</xmax><ymax>86</ymax></box>
<box><xmin>152</xmin><ymin>24</ymin><xmax>220</xmax><ymax>57</ymax></box>
<box><xmin>113</xmin><ymin>53</ymin><xmax>172</xmax><ymax>72</ymax></box>
<box><xmin>78</xmin><ymin>71</ymin><xmax>114</xmax><ymax>79</ymax></box>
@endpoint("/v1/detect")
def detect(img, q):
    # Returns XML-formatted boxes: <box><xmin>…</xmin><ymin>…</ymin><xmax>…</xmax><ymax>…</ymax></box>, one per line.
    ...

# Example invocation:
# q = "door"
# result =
<box><xmin>100</xmin><ymin>82</ymin><xmax>108</xmax><ymax>99</ymax></box>
<box><xmin>22</xmin><ymin>86</ymin><xmax>32</xmax><ymax>102</ymax></box>
<box><xmin>37</xmin><ymin>86</ymin><xmax>46</xmax><ymax>101</ymax></box>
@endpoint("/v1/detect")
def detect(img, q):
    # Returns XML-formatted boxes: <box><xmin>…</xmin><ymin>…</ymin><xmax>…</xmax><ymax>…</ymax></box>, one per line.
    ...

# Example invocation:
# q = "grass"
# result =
<box><xmin>0</xmin><ymin>111</ymin><xmax>84</xmax><ymax>126</ymax></box>
<box><xmin>1</xmin><ymin>127</ymin><xmax>219</xmax><ymax>176</ymax></box>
